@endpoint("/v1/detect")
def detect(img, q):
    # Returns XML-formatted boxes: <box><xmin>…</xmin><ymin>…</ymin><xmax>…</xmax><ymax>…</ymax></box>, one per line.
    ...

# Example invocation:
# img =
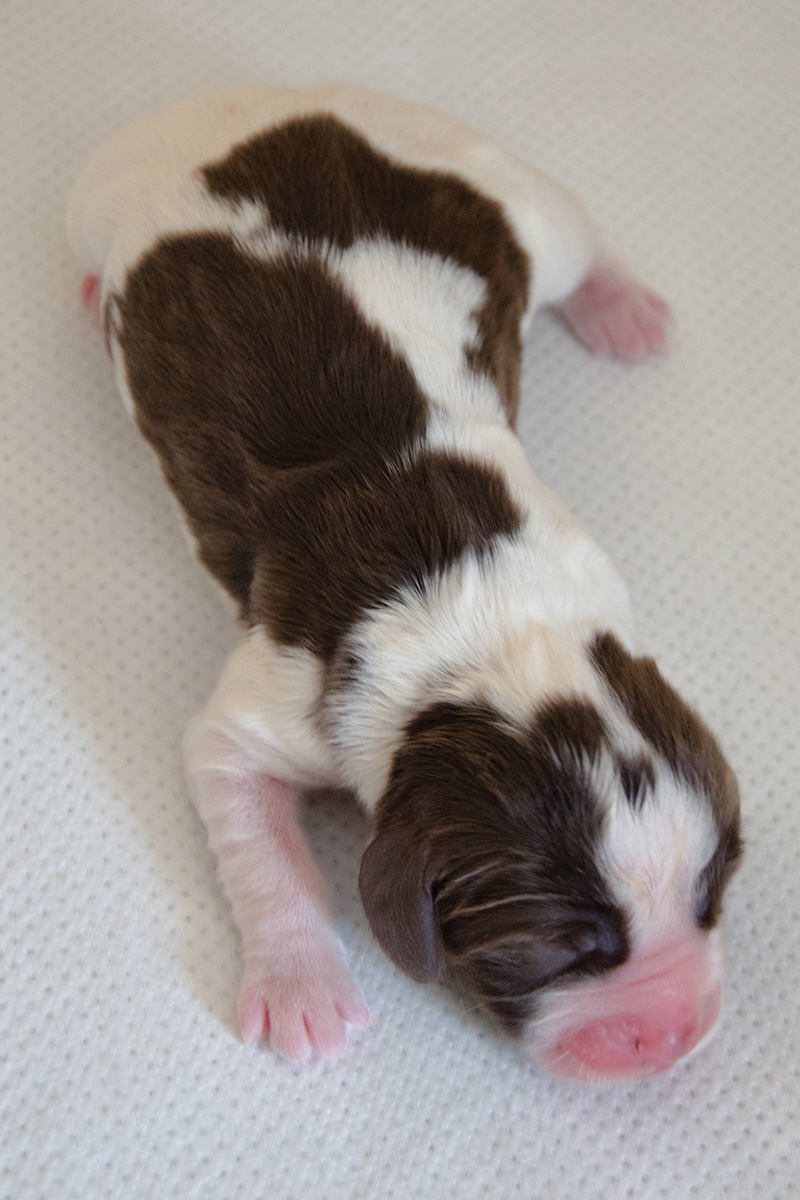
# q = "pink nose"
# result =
<box><xmin>558</xmin><ymin>1012</ymin><xmax>701</xmax><ymax>1079</ymax></box>
<box><xmin>548</xmin><ymin>982</ymin><xmax>722</xmax><ymax>1082</ymax></box>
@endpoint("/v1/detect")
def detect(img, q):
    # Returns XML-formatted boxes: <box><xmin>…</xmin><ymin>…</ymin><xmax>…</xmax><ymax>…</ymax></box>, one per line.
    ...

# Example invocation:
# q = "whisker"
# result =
<box><xmin>435</xmin><ymin>858</ymin><xmax>508</xmax><ymax>899</ymax></box>
<box><xmin>444</xmin><ymin>892</ymin><xmax>538</xmax><ymax>918</ymax></box>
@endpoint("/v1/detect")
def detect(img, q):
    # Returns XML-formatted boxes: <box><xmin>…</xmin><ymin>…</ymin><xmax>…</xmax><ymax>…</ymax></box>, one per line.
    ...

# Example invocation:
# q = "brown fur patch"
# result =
<box><xmin>360</xmin><ymin>698</ymin><xmax>629</xmax><ymax>1032</ymax></box>
<box><xmin>253</xmin><ymin>449</ymin><xmax>522</xmax><ymax>660</ymax></box>
<box><xmin>202</xmin><ymin>114</ymin><xmax>531</xmax><ymax>424</ymax></box>
<box><xmin>116</xmin><ymin>231</ymin><xmax>522</xmax><ymax>657</ymax></box>
<box><xmin>590</xmin><ymin>631</ymin><xmax>743</xmax><ymax>924</ymax></box>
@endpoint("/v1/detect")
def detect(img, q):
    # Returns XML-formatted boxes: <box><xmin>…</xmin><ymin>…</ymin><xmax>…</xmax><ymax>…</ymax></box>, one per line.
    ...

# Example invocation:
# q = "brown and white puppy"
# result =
<box><xmin>68</xmin><ymin>83</ymin><xmax>742</xmax><ymax>1082</ymax></box>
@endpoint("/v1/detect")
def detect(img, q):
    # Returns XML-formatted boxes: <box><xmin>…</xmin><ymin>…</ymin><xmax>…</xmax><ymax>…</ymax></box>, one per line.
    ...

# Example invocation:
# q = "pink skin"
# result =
<box><xmin>227</xmin><ymin>774</ymin><xmax>371</xmax><ymax>1062</ymax></box>
<box><xmin>80</xmin><ymin>274</ymin><xmax>102</xmax><ymax>327</ymax></box>
<box><xmin>238</xmin><ymin>931</ymin><xmax>371</xmax><ymax>1062</ymax></box>
<box><xmin>535</xmin><ymin>933</ymin><xmax>722</xmax><ymax>1082</ymax></box>
<box><xmin>185</xmin><ymin>749</ymin><xmax>371</xmax><ymax>1063</ymax></box>
<box><xmin>558</xmin><ymin>261</ymin><xmax>672</xmax><ymax>362</ymax></box>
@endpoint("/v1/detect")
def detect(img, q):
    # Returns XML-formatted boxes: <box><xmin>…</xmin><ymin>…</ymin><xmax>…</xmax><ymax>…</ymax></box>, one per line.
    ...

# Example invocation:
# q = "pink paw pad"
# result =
<box><xmin>80</xmin><ymin>274</ymin><xmax>102</xmax><ymax>327</ymax></box>
<box><xmin>560</xmin><ymin>263</ymin><xmax>671</xmax><ymax>362</ymax></box>
<box><xmin>239</xmin><ymin>952</ymin><xmax>371</xmax><ymax>1064</ymax></box>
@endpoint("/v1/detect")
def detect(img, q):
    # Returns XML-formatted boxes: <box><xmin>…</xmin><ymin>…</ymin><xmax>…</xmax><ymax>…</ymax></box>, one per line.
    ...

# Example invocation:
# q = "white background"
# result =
<box><xmin>1</xmin><ymin>2</ymin><xmax>798</xmax><ymax>1197</ymax></box>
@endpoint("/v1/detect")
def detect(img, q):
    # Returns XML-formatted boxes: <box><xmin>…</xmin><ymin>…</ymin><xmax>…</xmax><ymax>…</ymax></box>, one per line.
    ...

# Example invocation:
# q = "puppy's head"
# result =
<box><xmin>359</xmin><ymin>632</ymin><xmax>742</xmax><ymax>1082</ymax></box>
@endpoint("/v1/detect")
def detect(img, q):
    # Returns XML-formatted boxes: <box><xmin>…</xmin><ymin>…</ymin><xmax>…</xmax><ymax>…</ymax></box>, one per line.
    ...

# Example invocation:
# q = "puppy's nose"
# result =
<box><xmin>557</xmin><ymin>1012</ymin><xmax>699</xmax><ymax>1078</ymax></box>
<box><xmin>547</xmin><ymin>982</ymin><xmax>722</xmax><ymax>1081</ymax></box>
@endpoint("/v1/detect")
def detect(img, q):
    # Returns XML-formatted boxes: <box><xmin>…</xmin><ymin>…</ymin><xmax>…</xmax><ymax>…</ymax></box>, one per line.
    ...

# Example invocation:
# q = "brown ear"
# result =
<box><xmin>359</xmin><ymin>828</ymin><xmax>443</xmax><ymax>983</ymax></box>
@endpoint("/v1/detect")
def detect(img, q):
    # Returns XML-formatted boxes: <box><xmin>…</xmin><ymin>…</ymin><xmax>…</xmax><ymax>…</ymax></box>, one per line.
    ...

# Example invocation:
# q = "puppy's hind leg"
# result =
<box><xmin>557</xmin><ymin>258</ymin><xmax>672</xmax><ymax>362</ymax></box>
<box><xmin>482</xmin><ymin>155</ymin><xmax>672</xmax><ymax>361</ymax></box>
<box><xmin>183</xmin><ymin>634</ymin><xmax>370</xmax><ymax>1063</ymax></box>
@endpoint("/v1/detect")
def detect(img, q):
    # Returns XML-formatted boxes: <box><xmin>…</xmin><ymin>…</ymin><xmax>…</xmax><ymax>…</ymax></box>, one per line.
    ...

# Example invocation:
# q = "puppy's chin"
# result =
<box><xmin>523</xmin><ymin>929</ymin><xmax>725</xmax><ymax>1083</ymax></box>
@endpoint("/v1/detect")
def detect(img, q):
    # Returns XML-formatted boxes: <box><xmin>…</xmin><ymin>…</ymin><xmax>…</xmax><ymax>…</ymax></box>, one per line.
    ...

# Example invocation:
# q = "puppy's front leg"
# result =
<box><xmin>183</xmin><ymin>647</ymin><xmax>370</xmax><ymax>1062</ymax></box>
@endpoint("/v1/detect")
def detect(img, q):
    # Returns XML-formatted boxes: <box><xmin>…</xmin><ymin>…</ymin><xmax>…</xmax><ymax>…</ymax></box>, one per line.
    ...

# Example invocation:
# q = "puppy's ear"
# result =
<box><xmin>359</xmin><ymin>826</ymin><xmax>443</xmax><ymax>983</ymax></box>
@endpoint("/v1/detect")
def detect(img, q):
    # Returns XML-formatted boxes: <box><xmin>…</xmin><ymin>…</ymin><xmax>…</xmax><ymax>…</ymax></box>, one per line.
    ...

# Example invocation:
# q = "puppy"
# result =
<box><xmin>68</xmin><ymin>83</ymin><xmax>742</xmax><ymax>1081</ymax></box>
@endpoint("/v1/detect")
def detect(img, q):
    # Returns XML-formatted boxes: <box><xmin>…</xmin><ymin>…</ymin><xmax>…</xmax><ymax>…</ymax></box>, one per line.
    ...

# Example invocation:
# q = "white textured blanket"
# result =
<box><xmin>1</xmin><ymin>1</ymin><xmax>797</xmax><ymax>1196</ymax></box>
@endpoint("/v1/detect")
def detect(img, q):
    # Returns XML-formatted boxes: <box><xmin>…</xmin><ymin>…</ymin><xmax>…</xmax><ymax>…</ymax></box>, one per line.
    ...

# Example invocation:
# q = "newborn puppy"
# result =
<box><xmin>68</xmin><ymin>83</ymin><xmax>742</xmax><ymax>1081</ymax></box>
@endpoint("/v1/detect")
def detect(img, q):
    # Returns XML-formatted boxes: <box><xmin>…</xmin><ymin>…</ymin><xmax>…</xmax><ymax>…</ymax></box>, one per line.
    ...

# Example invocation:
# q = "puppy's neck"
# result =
<box><xmin>330</xmin><ymin>611</ymin><xmax>622</xmax><ymax>810</ymax></box>
<box><xmin>440</xmin><ymin>620</ymin><xmax>608</xmax><ymax>726</ymax></box>
<box><xmin>326</xmin><ymin>462</ymin><xmax>633</xmax><ymax>808</ymax></box>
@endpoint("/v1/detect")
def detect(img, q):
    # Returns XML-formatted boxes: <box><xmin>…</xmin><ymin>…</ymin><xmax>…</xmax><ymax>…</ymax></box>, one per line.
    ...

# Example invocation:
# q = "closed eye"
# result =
<box><xmin>537</xmin><ymin>912</ymin><xmax>629</xmax><ymax>983</ymax></box>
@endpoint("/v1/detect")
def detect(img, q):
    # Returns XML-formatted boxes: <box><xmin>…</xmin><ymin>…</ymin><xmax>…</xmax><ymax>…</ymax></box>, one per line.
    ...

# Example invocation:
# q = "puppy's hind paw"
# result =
<box><xmin>559</xmin><ymin>262</ymin><xmax>672</xmax><ymax>362</ymax></box>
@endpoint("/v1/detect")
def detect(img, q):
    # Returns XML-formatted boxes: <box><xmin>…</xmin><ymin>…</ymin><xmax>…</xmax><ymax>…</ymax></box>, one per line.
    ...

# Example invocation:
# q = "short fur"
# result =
<box><xmin>68</xmin><ymin>83</ymin><xmax>741</xmax><ymax>1076</ymax></box>
<box><xmin>117</xmin><ymin>231</ymin><xmax>523</xmax><ymax>641</ymax></box>
<box><xmin>201</xmin><ymin>115</ymin><xmax>530</xmax><ymax>423</ymax></box>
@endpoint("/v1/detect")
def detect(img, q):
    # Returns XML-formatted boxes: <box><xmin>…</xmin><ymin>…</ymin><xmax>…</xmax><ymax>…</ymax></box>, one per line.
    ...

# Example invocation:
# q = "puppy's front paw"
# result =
<box><xmin>559</xmin><ymin>262</ymin><xmax>671</xmax><ymax>362</ymax></box>
<box><xmin>238</xmin><ymin>941</ymin><xmax>371</xmax><ymax>1063</ymax></box>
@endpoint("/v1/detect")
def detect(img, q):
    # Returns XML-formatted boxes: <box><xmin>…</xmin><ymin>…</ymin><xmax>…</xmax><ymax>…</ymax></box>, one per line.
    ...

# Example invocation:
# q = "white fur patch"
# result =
<box><xmin>597</xmin><ymin>755</ymin><xmax>719</xmax><ymax>950</ymax></box>
<box><xmin>185</xmin><ymin>627</ymin><xmax>341</xmax><ymax>788</ymax></box>
<box><xmin>332</xmin><ymin>237</ymin><xmax>503</xmax><ymax>420</ymax></box>
<box><xmin>329</xmin><ymin>531</ymin><xmax>631</xmax><ymax>808</ymax></box>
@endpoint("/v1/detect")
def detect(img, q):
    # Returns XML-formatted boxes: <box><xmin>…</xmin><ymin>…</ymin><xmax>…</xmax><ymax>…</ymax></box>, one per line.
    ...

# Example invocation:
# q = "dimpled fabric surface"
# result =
<box><xmin>1</xmin><ymin>1</ymin><xmax>799</xmax><ymax>1197</ymax></box>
